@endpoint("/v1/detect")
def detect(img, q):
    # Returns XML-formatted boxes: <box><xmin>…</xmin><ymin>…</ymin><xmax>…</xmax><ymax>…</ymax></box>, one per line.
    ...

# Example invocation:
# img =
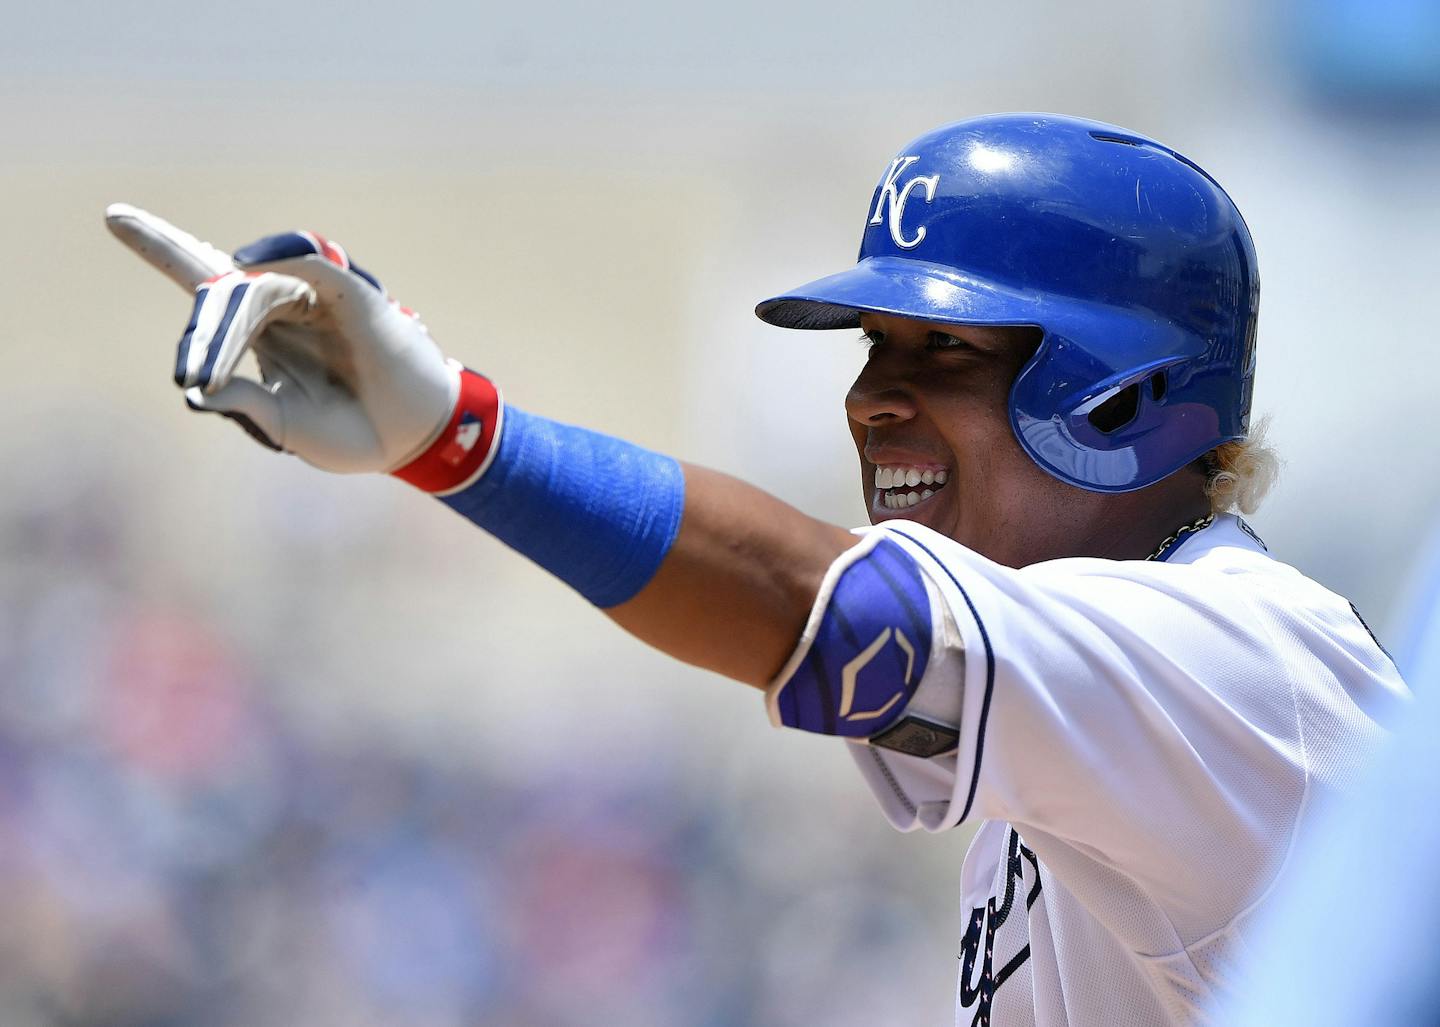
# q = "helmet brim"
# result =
<box><xmin>755</xmin><ymin>255</ymin><xmax>1045</xmax><ymax>331</ymax></box>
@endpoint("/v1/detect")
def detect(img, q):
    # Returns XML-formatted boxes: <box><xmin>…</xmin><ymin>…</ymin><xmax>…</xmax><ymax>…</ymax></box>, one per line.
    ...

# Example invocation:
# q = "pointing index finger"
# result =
<box><xmin>104</xmin><ymin>203</ymin><xmax>236</xmax><ymax>291</ymax></box>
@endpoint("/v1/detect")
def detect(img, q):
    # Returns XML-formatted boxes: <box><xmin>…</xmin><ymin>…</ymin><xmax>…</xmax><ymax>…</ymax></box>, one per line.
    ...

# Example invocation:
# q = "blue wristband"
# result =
<box><xmin>440</xmin><ymin>406</ymin><xmax>686</xmax><ymax>608</ymax></box>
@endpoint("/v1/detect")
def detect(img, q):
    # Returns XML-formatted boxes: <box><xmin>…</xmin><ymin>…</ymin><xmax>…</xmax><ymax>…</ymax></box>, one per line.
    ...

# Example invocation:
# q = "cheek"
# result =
<box><xmin>948</xmin><ymin>407</ymin><xmax>1068</xmax><ymax>518</ymax></box>
<box><xmin>937</xmin><ymin>391</ymin><xmax>1021</xmax><ymax>470</ymax></box>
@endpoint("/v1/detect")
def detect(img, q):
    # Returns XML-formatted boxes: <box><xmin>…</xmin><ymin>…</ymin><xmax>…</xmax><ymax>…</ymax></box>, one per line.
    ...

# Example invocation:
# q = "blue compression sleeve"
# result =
<box><xmin>439</xmin><ymin>406</ymin><xmax>686</xmax><ymax>608</ymax></box>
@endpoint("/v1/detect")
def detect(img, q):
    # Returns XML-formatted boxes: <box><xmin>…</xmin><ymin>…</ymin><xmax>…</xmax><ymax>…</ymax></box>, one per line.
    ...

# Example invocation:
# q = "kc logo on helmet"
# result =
<box><xmin>869</xmin><ymin>155</ymin><xmax>940</xmax><ymax>250</ymax></box>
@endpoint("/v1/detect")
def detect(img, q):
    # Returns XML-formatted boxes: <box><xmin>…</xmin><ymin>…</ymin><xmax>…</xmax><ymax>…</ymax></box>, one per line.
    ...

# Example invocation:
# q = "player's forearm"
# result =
<box><xmin>423</xmin><ymin>400</ymin><xmax>853</xmax><ymax>686</ymax></box>
<box><xmin>606</xmin><ymin>464</ymin><xmax>856</xmax><ymax>687</ymax></box>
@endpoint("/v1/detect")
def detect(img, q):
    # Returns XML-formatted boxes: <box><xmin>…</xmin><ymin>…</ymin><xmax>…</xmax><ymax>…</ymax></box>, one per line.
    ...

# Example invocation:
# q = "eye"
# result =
<box><xmin>926</xmin><ymin>330</ymin><xmax>973</xmax><ymax>351</ymax></box>
<box><xmin>860</xmin><ymin>329</ymin><xmax>885</xmax><ymax>348</ymax></box>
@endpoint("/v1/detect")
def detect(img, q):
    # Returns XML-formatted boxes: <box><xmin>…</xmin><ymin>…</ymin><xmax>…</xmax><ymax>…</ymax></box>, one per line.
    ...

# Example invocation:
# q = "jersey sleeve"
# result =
<box><xmin>830</xmin><ymin>521</ymin><xmax>1401</xmax><ymax>927</ymax></box>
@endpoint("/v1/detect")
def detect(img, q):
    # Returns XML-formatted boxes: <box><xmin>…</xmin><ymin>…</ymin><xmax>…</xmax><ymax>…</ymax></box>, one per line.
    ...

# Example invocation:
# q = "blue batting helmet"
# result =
<box><xmin>756</xmin><ymin>113</ymin><xmax>1259</xmax><ymax>493</ymax></box>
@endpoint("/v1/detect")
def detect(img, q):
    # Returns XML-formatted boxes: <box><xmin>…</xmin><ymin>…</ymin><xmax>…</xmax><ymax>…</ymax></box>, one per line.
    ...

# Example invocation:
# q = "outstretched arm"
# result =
<box><xmin>106</xmin><ymin>205</ymin><xmax>855</xmax><ymax>689</ymax></box>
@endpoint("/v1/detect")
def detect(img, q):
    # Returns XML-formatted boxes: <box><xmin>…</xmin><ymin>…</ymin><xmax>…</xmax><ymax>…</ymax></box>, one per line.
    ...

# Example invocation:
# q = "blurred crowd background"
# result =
<box><xmin>2</xmin><ymin>0</ymin><xmax>1438</xmax><ymax>1023</ymax></box>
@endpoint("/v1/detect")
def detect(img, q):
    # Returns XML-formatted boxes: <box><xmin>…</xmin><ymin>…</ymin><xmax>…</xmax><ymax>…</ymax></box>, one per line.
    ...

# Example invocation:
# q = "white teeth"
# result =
<box><xmin>875</xmin><ymin>466</ymin><xmax>951</xmax><ymax>509</ymax></box>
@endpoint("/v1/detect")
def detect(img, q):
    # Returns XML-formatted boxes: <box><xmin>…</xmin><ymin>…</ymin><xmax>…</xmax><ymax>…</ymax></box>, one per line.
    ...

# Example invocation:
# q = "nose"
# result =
<box><xmin>845</xmin><ymin>352</ymin><xmax>918</xmax><ymax>427</ymax></box>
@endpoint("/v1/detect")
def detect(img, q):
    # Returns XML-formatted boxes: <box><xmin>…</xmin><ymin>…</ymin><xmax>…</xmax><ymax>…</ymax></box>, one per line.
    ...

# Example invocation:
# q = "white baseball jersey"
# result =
<box><xmin>833</xmin><ymin>514</ymin><xmax>1406</xmax><ymax>1026</ymax></box>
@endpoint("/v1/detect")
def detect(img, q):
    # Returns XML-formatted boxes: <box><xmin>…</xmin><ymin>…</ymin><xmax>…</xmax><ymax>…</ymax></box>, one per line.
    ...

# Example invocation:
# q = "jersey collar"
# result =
<box><xmin>1150</xmin><ymin>512</ymin><xmax>1269</xmax><ymax>565</ymax></box>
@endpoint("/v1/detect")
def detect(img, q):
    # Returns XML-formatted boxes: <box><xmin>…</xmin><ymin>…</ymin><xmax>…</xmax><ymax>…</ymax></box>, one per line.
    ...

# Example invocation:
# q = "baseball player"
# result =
<box><xmin>107</xmin><ymin>113</ymin><xmax>1407</xmax><ymax>1026</ymax></box>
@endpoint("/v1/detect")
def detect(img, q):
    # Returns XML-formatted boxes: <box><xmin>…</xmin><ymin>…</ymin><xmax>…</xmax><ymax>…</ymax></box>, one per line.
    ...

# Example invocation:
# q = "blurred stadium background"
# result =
<box><xmin>1</xmin><ymin>0</ymin><xmax>1437</xmax><ymax>1023</ymax></box>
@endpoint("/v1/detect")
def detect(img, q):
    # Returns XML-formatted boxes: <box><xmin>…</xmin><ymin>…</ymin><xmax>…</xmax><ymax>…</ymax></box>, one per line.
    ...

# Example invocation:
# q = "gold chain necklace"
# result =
<box><xmin>1145</xmin><ymin>513</ymin><xmax>1215</xmax><ymax>562</ymax></box>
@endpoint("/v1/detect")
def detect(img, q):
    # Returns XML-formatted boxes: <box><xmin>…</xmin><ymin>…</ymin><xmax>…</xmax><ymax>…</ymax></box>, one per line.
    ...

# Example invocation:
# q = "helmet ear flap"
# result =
<box><xmin>1011</xmin><ymin>345</ymin><xmax>1198</xmax><ymax>493</ymax></box>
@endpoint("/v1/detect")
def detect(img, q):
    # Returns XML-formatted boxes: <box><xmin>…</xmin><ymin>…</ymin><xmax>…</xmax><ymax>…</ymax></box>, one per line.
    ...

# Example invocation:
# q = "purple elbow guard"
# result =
<box><xmin>767</xmin><ymin>535</ymin><xmax>939</xmax><ymax>746</ymax></box>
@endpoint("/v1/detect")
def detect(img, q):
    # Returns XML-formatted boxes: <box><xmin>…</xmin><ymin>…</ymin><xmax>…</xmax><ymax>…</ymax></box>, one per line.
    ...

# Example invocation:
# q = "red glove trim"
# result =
<box><xmin>392</xmin><ymin>367</ymin><xmax>503</xmax><ymax>494</ymax></box>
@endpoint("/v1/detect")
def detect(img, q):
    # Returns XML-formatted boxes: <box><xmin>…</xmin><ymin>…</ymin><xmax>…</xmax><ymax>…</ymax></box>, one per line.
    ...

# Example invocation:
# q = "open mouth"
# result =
<box><xmin>874</xmin><ymin>464</ymin><xmax>950</xmax><ymax>510</ymax></box>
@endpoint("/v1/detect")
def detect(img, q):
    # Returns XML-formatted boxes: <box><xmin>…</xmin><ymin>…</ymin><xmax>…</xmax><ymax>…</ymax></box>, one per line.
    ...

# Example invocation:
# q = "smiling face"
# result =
<box><xmin>847</xmin><ymin>313</ymin><xmax>1210</xmax><ymax>567</ymax></box>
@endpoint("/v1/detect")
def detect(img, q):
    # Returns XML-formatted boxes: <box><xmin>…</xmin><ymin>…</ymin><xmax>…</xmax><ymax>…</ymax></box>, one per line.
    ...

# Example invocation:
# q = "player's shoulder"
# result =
<box><xmin>873</xmin><ymin>513</ymin><xmax>1277</xmax><ymax>587</ymax></box>
<box><xmin>874</xmin><ymin>514</ymin><xmax>1387</xmax><ymax>664</ymax></box>
<box><xmin>873</xmin><ymin>517</ymin><xmax>1407</xmax><ymax>749</ymax></box>
<box><xmin>1167</xmin><ymin>516</ymin><xmax>1380</xmax><ymax>642</ymax></box>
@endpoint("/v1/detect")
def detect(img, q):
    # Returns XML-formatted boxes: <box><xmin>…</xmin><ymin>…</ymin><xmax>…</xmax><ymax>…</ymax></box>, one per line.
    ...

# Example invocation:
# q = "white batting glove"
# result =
<box><xmin>105</xmin><ymin>204</ymin><xmax>468</xmax><ymax>477</ymax></box>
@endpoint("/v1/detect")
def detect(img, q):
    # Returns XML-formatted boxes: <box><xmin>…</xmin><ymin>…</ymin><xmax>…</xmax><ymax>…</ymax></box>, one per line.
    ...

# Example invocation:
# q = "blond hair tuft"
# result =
<box><xmin>1203</xmin><ymin>418</ymin><xmax>1280</xmax><ymax>515</ymax></box>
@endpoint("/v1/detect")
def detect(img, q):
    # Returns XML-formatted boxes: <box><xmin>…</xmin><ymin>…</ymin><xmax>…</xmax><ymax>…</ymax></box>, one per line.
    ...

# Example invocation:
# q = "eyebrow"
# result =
<box><xmin>858</xmin><ymin>319</ymin><xmax>1022</xmax><ymax>352</ymax></box>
